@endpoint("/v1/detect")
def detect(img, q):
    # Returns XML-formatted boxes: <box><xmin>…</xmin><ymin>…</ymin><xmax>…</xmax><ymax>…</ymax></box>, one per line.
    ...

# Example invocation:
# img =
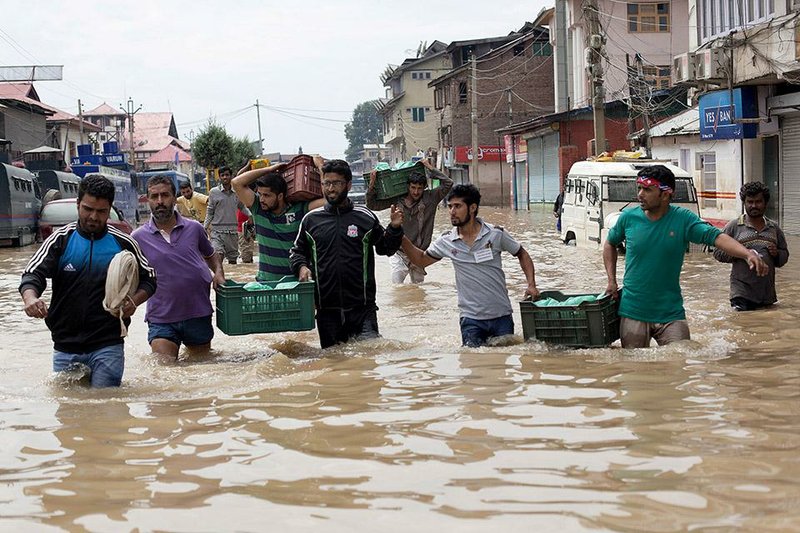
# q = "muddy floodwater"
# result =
<box><xmin>0</xmin><ymin>206</ymin><xmax>797</xmax><ymax>532</ymax></box>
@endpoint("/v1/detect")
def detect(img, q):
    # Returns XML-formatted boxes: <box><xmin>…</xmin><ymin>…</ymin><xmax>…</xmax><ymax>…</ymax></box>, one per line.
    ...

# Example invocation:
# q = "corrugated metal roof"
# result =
<box><xmin>648</xmin><ymin>107</ymin><xmax>700</xmax><ymax>137</ymax></box>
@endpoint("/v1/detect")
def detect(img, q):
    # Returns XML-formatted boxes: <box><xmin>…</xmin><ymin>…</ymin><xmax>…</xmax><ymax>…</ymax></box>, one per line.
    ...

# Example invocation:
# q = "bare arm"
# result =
<box><xmin>714</xmin><ymin>233</ymin><xmax>769</xmax><ymax>276</ymax></box>
<box><xmin>514</xmin><ymin>246</ymin><xmax>539</xmax><ymax>299</ymax></box>
<box><xmin>401</xmin><ymin>235</ymin><xmax>439</xmax><ymax>268</ymax></box>
<box><xmin>603</xmin><ymin>240</ymin><xmax>620</xmax><ymax>299</ymax></box>
<box><xmin>232</xmin><ymin>162</ymin><xmax>287</xmax><ymax>209</ymax></box>
<box><xmin>308</xmin><ymin>197</ymin><xmax>326</xmax><ymax>210</ymax></box>
<box><xmin>204</xmin><ymin>252</ymin><xmax>225</xmax><ymax>290</ymax></box>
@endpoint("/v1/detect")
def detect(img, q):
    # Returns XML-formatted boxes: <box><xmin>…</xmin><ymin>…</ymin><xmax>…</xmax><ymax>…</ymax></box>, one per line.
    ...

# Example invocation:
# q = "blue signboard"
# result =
<box><xmin>699</xmin><ymin>87</ymin><xmax>758</xmax><ymax>140</ymax></box>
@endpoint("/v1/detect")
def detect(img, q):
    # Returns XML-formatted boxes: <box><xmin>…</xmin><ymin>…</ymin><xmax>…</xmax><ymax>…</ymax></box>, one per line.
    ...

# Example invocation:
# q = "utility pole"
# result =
<box><xmin>120</xmin><ymin>98</ymin><xmax>142</xmax><ymax>171</ymax></box>
<box><xmin>189</xmin><ymin>129</ymin><xmax>196</xmax><ymax>187</ymax></box>
<box><xmin>255</xmin><ymin>99</ymin><xmax>263</xmax><ymax>155</ymax></box>
<box><xmin>470</xmin><ymin>54</ymin><xmax>480</xmax><ymax>187</ymax></box>
<box><xmin>77</xmin><ymin>99</ymin><xmax>84</xmax><ymax>137</ymax></box>
<box><xmin>507</xmin><ymin>89</ymin><xmax>518</xmax><ymax>210</ymax></box>
<box><xmin>635</xmin><ymin>53</ymin><xmax>652</xmax><ymax>158</ymax></box>
<box><xmin>585</xmin><ymin>0</ymin><xmax>606</xmax><ymax>156</ymax></box>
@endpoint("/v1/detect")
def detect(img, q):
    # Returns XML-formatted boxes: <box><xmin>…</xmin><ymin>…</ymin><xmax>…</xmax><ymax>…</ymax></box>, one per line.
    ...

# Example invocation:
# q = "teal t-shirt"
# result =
<box><xmin>607</xmin><ymin>205</ymin><xmax>720</xmax><ymax>323</ymax></box>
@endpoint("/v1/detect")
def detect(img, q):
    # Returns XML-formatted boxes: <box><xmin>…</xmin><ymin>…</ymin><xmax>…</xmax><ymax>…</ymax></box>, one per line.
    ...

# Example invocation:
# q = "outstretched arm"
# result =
<box><xmin>714</xmin><ymin>233</ymin><xmax>769</xmax><ymax>276</ymax></box>
<box><xmin>401</xmin><ymin>236</ymin><xmax>440</xmax><ymax>269</ymax></box>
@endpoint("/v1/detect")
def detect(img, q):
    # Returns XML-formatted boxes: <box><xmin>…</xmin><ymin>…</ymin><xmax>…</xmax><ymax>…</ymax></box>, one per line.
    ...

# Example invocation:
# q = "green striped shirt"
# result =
<box><xmin>251</xmin><ymin>200</ymin><xmax>311</xmax><ymax>281</ymax></box>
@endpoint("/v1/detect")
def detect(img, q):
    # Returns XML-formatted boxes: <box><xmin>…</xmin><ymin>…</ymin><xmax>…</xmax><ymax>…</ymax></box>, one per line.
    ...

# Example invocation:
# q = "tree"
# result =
<box><xmin>230</xmin><ymin>136</ymin><xmax>256</xmax><ymax>170</ymax></box>
<box><xmin>192</xmin><ymin>121</ymin><xmax>256</xmax><ymax>171</ymax></box>
<box><xmin>344</xmin><ymin>100</ymin><xmax>383</xmax><ymax>162</ymax></box>
<box><xmin>192</xmin><ymin>120</ymin><xmax>234</xmax><ymax>170</ymax></box>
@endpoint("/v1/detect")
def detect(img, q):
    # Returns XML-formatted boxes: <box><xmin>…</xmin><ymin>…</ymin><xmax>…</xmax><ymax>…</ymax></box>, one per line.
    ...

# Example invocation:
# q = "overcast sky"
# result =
<box><xmin>4</xmin><ymin>1</ymin><xmax>551</xmax><ymax>158</ymax></box>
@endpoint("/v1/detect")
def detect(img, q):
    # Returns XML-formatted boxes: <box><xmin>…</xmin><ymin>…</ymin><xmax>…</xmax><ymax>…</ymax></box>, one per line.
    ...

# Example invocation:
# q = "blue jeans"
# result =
<box><xmin>53</xmin><ymin>344</ymin><xmax>125</xmax><ymax>388</ymax></box>
<box><xmin>459</xmin><ymin>315</ymin><xmax>514</xmax><ymax>347</ymax></box>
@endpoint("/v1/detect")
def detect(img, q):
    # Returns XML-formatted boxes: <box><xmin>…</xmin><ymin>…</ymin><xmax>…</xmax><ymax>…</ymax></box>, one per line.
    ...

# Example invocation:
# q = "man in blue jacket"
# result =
<box><xmin>19</xmin><ymin>175</ymin><xmax>156</xmax><ymax>387</ymax></box>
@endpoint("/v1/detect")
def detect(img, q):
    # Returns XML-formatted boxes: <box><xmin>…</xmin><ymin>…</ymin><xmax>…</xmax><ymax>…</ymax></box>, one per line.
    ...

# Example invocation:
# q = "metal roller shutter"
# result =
<box><xmin>781</xmin><ymin>115</ymin><xmax>800</xmax><ymax>235</ymax></box>
<box><xmin>527</xmin><ymin>132</ymin><xmax>560</xmax><ymax>203</ymax></box>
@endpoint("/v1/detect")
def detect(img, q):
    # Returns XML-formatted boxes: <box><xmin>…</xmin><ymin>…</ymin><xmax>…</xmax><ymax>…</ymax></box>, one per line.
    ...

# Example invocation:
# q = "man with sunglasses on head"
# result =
<box><xmin>290</xmin><ymin>159</ymin><xmax>404</xmax><ymax>349</ymax></box>
<box><xmin>603</xmin><ymin>165</ymin><xmax>768</xmax><ymax>348</ymax></box>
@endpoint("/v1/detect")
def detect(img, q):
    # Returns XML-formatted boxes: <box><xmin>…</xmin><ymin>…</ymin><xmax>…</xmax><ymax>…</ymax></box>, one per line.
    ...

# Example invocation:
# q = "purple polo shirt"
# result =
<box><xmin>132</xmin><ymin>211</ymin><xmax>215</xmax><ymax>323</ymax></box>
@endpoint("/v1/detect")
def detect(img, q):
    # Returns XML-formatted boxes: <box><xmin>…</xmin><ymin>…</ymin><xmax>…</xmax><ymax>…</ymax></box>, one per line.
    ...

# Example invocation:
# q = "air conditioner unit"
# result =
<box><xmin>672</xmin><ymin>52</ymin><xmax>695</xmax><ymax>83</ymax></box>
<box><xmin>695</xmin><ymin>48</ymin><xmax>725</xmax><ymax>80</ymax></box>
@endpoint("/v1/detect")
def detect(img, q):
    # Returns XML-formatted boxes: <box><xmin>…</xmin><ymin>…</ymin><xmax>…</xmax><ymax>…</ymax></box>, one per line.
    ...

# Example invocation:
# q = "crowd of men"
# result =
<box><xmin>19</xmin><ymin>159</ymin><xmax>790</xmax><ymax>387</ymax></box>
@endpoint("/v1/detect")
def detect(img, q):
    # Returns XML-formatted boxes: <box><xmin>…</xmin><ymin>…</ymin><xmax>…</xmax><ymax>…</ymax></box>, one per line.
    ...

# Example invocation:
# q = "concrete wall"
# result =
<box><xmin>565</xmin><ymin>0</ymin><xmax>690</xmax><ymax>107</ymax></box>
<box><xmin>651</xmin><ymin>134</ymin><xmax>742</xmax><ymax>223</ymax></box>
<box><xmin>0</xmin><ymin>107</ymin><xmax>47</xmax><ymax>156</ymax></box>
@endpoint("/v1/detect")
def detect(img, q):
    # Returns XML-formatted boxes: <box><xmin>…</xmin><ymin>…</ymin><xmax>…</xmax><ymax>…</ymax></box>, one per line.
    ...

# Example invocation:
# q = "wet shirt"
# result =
<box><xmin>366</xmin><ymin>168</ymin><xmax>453</xmax><ymax>249</ymax></box>
<box><xmin>426</xmin><ymin>219</ymin><xmax>520</xmax><ymax>320</ymax></box>
<box><xmin>713</xmin><ymin>215</ymin><xmax>789</xmax><ymax>305</ymax></box>
<box><xmin>176</xmin><ymin>191</ymin><xmax>208</xmax><ymax>223</ymax></box>
<box><xmin>132</xmin><ymin>212</ymin><xmax>215</xmax><ymax>323</ymax></box>
<box><xmin>205</xmin><ymin>185</ymin><xmax>249</xmax><ymax>233</ymax></box>
<box><xmin>607</xmin><ymin>205</ymin><xmax>721</xmax><ymax>323</ymax></box>
<box><xmin>250</xmin><ymin>198</ymin><xmax>310</xmax><ymax>281</ymax></box>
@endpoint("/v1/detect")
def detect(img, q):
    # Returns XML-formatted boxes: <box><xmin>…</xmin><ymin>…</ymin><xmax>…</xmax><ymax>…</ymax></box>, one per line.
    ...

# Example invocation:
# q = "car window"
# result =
<box><xmin>110</xmin><ymin>208</ymin><xmax>121</xmax><ymax>221</ymax></box>
<box><xmin>41</xmin><ymin>202</ymin><xmax>78</xmax><ymax>223</ymax></box>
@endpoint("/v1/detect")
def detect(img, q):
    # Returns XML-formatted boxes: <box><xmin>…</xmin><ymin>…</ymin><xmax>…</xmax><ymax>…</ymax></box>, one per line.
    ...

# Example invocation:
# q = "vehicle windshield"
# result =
<box><xmin>607</xmin><ymin>177</ymin><xmax>696</xmax><ymax>203</ymax></box>
<box><xmin>350</xmin><ymin>179</ymin><xmax>366</xmax><ymax>194</ymax></box>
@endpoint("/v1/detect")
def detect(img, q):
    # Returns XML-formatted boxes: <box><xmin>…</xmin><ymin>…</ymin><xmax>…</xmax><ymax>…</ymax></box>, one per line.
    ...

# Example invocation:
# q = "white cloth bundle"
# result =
<box><xmin>103</xmin><ymin>250</ymin><xmax>139</xmax><ymax>337</ymax></box>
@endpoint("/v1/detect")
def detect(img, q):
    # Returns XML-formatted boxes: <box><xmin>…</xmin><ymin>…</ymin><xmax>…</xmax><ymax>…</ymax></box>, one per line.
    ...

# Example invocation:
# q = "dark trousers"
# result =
<box><xmin>316</xmin><ymin>305</ymin><xmax>380</xmax><ymax>349</ymax></box>
<box><xmin>731</xmin><ymin>297</ymin><xmax>771</xmax><ymax>312</ymax></box>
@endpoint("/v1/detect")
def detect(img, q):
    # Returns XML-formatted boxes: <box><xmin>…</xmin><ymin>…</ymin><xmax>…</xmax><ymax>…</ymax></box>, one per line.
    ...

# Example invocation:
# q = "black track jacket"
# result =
<box><xmin>290</xmin><ymin>200</ymin><xmax>402</xmax><ymax>310</ymax></box>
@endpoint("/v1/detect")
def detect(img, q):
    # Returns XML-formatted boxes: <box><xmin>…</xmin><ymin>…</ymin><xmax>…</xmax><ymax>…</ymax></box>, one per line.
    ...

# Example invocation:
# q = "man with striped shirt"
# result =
<box><xmin>232</xmin><ymin>162</ymin><xmax>325</xmax><ymax>281</ymax></box>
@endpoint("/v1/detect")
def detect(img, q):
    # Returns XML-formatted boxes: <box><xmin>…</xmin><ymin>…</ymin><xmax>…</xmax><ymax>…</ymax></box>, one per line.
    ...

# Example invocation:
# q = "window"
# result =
<box><xmin>458</xmin><ymin>82</ymin><xmax>468</xmax><ymax>104</ymax></box>
<box><xmin>699</xmin><ymin>0</ymin><xmax>774</xmax><ymax>42</ymax></box>
<box><xmin>412</xmin><ymin>72</ymin><xmax>418</xmax><ymax>79</ymax></box>
<box><xmin>532</xmin><ymin>42</ymin><xmax>553</xmax><ymax>56</ymax></box>
<box><xmin>425</xmin><ymin>72</ymin><xmax>431</xmax><ymax>79</ymax></box>
<box><xmin>642</xmin><ymin>65</ymin><xmax>672</xmax><ymax>89</ymax></box>
<box><xmin>412</xmin><ymin>107</ymin><xmax>425</xmax><ymax>122</ymax></box>
<box><xmin>13</xmin><ymin>179</ymin><xmax>19</xmax><ymax>191</ymax></box>
<box><xmin>461</xmin><ymin>46</ymin><xmax>475</xmax><ymax>63</ymax></box>
<box><xmin>698</xmin><ymin>152</ymin><xmax>717</xmax><ymax>208</ymax></box>
<box><xmin>628</xmin><ymin>3</ymin><xmax>670</xmax><ymax>33</ymax></box>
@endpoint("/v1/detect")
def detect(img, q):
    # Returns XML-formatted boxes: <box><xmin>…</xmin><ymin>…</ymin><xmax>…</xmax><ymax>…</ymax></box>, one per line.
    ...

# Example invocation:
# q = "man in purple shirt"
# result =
<box><xmin>133</xmin><ymin>176</ymin><xmax>225</xmax><ymax>360</ymax></box>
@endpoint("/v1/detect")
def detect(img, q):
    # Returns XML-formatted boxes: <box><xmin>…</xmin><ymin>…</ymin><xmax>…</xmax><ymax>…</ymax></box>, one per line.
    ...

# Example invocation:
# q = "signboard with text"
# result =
<box><xmin>454</xmin><ymin>145</ymin><xmax>507</xmax><ymax>164</ymax></box>
<box><xmin>699</xmin><ymin>87</ymin><xmax>758</xmax><ymax>140</ymax></box>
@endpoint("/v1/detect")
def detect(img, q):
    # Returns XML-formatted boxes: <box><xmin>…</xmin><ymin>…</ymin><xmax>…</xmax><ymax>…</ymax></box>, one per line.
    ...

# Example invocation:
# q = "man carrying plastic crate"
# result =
<box><xmin>366</xmin><ymin>158</ymin><xmax>453</xmax><ymax>284</ymax></box>
<box><xmin>290</xmin><ymin>159</ymin><xmax>404</xmax><ymax>349</ymax></box>
<box><xmin>232</xmin><ymin>161</ymin><xmax>326</xmax><ymax>280</ymax></box>
<box><xmin>400</xmin><ymin>184</ymin><xmax>540</xmax><ymax>347</ymax></box>
<box><xmin>603</xmin><ymin>165</ymin><xmax>769</xmax><ymax>348</ymax></box>
<box><xmin>133</xmin><ymin>176</ymin><xmax>225</xmax><ymax>361</ymax></box>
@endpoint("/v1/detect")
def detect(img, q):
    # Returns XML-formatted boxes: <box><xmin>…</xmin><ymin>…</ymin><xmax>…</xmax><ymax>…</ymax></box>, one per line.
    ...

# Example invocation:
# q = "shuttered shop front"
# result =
<box><xmin>781</xmin><ymin>115</ymin><xmax>800</xmax><ymax>235</ymax></box>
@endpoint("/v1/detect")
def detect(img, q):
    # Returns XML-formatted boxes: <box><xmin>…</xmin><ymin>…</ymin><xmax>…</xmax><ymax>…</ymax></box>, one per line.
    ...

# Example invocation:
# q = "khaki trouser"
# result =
<box><xmin>619</xmin><ymin>317</ymin><xmax>690</xmax><ymax>348</ymax></box>
<box><xmin>238</xmin><ymin>230</ymin><xmax>254</xmax><ymax>263</ymax></box>
<box><xmin>390</xmin><ymin>252</ymin><xmax>426</xmax><ymax>284</ymax></box>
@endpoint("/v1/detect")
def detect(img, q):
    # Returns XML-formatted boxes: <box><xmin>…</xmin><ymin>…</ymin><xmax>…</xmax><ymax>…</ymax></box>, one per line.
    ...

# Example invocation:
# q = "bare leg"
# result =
<box><xmin>151</xmin><ymin>338</ymin><xmax>180</xmax><ymax>364</ymax></box>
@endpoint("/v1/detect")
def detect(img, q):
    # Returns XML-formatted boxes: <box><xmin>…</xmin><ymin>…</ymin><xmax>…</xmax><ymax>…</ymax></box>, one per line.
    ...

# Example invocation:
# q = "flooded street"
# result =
<box><xmin>0</xmin><ymin>206</ymin><xmax>798</xmax><ymax>532</ymax></box>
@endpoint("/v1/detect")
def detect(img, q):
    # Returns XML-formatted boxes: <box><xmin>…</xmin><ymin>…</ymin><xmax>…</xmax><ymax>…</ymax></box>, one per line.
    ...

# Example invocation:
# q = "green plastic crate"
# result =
<box><xmin>215</xmin><ymin>277</ymin><xmax>316</xmax><ymax>336</ymax></box>
<box><xmin>374</xmin><ymin>162</ymin><xmax>425</xmax><ymax>200</ymax></box>
<box><xmin>519</xmin><ymin>291</ymin><xmax>620</xmax><ymax>348</ymax></box>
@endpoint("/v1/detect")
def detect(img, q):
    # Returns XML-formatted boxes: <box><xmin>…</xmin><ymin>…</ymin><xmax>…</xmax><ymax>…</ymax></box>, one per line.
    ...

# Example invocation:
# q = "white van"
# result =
<box><xmin>559</xmin><ymin>160</ymin><xmax>700</xmax><ymax>247</ymax></box>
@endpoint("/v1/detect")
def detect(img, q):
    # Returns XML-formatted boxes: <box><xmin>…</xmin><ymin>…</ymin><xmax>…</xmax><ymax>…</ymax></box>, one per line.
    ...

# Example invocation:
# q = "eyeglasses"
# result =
<box><xmin>321</xmin><ymin>180</ymin><xmax>347</xmax><ymax>189</ymax></box>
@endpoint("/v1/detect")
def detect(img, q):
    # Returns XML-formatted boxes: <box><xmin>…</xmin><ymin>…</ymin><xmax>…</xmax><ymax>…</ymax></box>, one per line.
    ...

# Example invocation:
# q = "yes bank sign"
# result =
<box><xmin>699</xmin><ymin>87</ymin><xmax>758</xmax><ymax>140</ymax></box>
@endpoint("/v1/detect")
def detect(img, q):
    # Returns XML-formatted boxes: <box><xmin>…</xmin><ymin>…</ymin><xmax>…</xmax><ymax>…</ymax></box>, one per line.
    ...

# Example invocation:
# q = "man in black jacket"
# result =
<box><xmin>290</xmin><ymin>159</ymin><xmax>403</xmax><ymax>348</ymax></box>
<box><xmin>19</xmin><ymin>175</ymin><xmax>156</xmax><ymax>387</ymax></box>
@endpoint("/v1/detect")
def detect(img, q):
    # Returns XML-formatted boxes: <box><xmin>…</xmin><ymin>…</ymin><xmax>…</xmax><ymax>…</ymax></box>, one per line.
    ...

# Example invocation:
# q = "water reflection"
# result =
<box><xmin>0</xmin><ymin>206</ymin><xmax>798</xmax><ymax>531</ymax></box>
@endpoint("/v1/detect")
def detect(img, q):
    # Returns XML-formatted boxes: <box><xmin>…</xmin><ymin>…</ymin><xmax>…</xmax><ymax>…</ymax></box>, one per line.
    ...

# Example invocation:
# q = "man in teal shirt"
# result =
<box><xmin>603</xmin><ymin>165</ymin><xmax>768</xmax><ymax>348</ymax></box>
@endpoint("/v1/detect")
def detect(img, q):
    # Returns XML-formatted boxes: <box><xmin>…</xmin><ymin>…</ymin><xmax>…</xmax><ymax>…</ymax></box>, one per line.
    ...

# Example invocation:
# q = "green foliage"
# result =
<box><xmin>192</xmin><ymin>121</ymin><xmax>234</xmax><ymax>169</ymax></box>
<box><xmin>230</xmin><ymin>136</ymin><xmax>256</xmax><ymax>170</ymax></box>
<box><xmin>344</xmin><ymin>100</ymin><xmax>383</xmax><ymax>162</ymax></box>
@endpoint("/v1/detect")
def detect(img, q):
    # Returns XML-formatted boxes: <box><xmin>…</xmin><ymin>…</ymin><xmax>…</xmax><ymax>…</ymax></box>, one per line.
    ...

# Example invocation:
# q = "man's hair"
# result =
<box><xmin>740</xmin><ymin>181</ymin><xmax>770</xmax><ymax>203</ymax></box>
<box><xmin>179</xmin><ymin>181</ymin><xmax>192</xmax><ymax>190</ymax></box>
<box><xmin>147</xmin><ymin>175</ymin><xmax>176</xmax><ymax>196</ymax></box>
<box><xmin>408</xmin><ymin>170</ymin><xmax>427</xmax><ymax>187</ymax></box>
<box><xmin>256</xmin><ymin>172</ymin><xmax>287</xmax><ymax>196</ymax></box>
<box><xmin>637</xmin><ymin>164</ymin><xmax>675</xmax><ymax>192</ymax></box>
<box><xmin>446</xmin><ymin>184</ymin><xmax>481</xmax><ymax>214</ymax></box>
<box><xmin>321</xmin><ymin>159</ymin><xmax>352</xmax><ymax>181</ymax></box>
<box><xmin>219</xmin><ymin>166</ymin><xmax>231</xmax><ymax>176</ymax></box>
<box><xmin>78</xmin><ymin>174</ymin><xmax>115</xmax><ymax>203</ymax></box>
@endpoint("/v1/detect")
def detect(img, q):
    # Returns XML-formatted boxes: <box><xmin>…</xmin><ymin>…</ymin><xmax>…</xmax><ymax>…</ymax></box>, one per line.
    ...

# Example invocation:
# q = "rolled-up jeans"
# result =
<box><xmin>53</xmin><ymin>343</ymin><xmax>125</xmax><ymax>388</ymax></box>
